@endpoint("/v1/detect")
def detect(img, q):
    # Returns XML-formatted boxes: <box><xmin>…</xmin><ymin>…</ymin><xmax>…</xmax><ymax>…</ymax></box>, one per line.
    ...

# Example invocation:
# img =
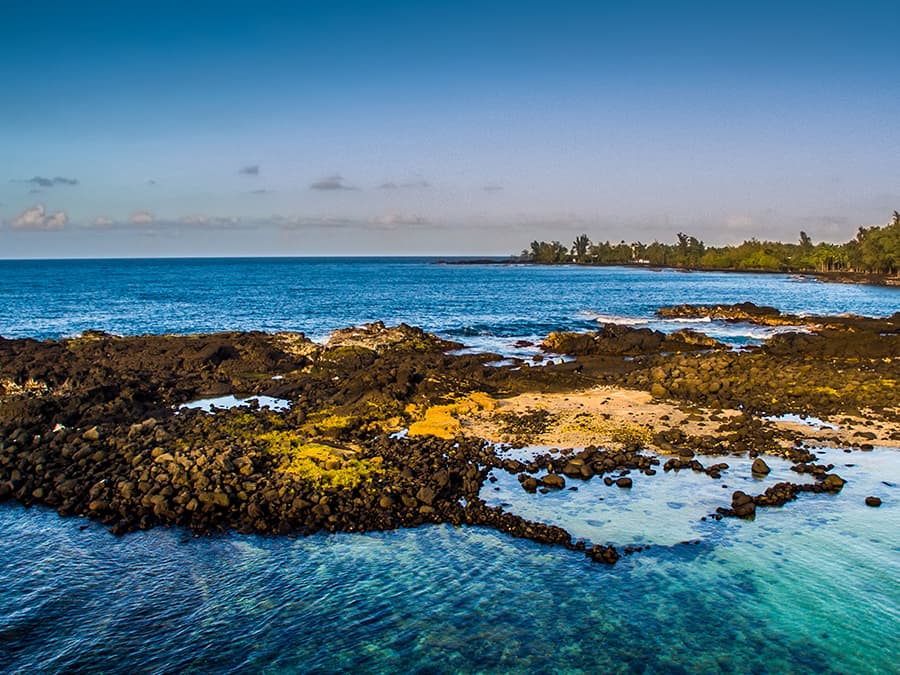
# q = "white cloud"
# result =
<box><xmin>273</xmin><ymin>215</ymin><xmax>356</xmax><ymax>230</ymax></box>
<box><xmin>180</xmin><ymin>214</ymin><xmax>242</xmax><ymax>229</ymax></box>
<box><xmin>92</xmin><ymin>216</ymin><xmax>113</xmax><ymax>228</ymax></box>
<box><xmin>724</xmin><ymin>213</ymin><xmax>754</xmax><ymax>229</ymax></box>
<box><xmin>9</xmin><ymin>204</ymin><xmax>67</xmax><ymax>231</ymax></box>
<box><xmin>181</xmin><ymin>214</ymin><xmax>210</xmax><ymax>226</ymax></box>
<box><xmin>370</xmin><ymin>212</ymin><xmax>431</xmax><ymax>228</ymax></box>
<box><xmin>129</xmin><ymin>210</ymin><xmax>155</xmax><ymax>225</ymax></box>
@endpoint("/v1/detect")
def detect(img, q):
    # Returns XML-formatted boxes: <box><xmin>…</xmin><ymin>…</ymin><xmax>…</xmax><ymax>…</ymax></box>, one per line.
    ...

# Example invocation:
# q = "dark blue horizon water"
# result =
<box><xmin>1</xmin><ymin>258</ymin><xmax>898</xmax><ymax>673</ymax></box>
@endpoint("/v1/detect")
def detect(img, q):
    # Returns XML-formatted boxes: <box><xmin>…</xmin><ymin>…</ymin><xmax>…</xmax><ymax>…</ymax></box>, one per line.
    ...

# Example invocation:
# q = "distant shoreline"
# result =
<box><xmin>436</xmin><ymin>258</ymin><xmax>900</xmax><ymax>287</ymax></box>
<box><xmin>2</xmin><ymin>255</ymin><xmax>897</xmax><ymax>287</ymax></box>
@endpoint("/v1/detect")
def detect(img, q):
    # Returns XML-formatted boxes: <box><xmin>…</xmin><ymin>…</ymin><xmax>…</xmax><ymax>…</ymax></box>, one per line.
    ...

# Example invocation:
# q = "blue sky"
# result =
<box><xmin>2</xmin><ymin>0</ymin><xmax>898</xmax><ymax>257</ymax></box>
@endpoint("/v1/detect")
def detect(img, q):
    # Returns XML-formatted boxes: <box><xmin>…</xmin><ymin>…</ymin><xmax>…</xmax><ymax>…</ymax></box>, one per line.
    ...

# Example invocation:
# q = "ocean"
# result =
<box><xmin>1</xmin><ymin>258</ymin><xmax>898</xmax><ymax>673</ymax></box>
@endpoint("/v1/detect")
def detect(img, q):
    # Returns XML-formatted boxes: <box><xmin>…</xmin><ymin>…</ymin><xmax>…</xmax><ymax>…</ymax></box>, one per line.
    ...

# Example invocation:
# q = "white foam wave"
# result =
<box><xmin>580</xmin><ymin>311</ymin><xmax>650</xmax><ymax>326</ymax></box>
<box><xmin>664</xmin><ymin>317</ymin><xmax>712</xmax><ymax>324</ymax></box>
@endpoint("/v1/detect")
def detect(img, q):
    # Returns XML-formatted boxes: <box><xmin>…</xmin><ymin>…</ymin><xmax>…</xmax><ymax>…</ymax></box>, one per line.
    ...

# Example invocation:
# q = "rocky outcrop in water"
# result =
<box><xmin>656</xmin><ymin>302</ymin><xmax>795</xmax><ymax>325</ymax></box>
<box><xmin>543</xmin><ymin>325</ymin><xmax>724</xmax><ymax>356</ymax></box>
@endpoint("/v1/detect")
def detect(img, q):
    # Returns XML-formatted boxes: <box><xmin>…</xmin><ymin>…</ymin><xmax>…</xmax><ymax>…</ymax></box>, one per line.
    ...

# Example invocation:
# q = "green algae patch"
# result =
<box><xmin>610</xmin><ymin>423</ymin><xmax>654</xmax><ymax>446</ymax></box>
<box><xmin>307</xmin><ymin>413</ymin><xmax>358</xmax><ymax>436</ymax></box>
<box><xmin>260</xmin><ymin>432</ymin><xmax>382</xmax><ymax>489</ymax></box>
<box><xmin>554</xmin><ymin>413</ymin><xmax>653</xmax><ymax>447</ymax></box>
<box><xmin>218</xmin><ymin>410</ymin><xmax>286</xmax><ymax>439</ymax></box>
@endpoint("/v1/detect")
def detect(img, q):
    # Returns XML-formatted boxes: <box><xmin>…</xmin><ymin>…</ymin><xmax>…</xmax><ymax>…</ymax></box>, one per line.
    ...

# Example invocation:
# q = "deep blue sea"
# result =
<box><xmin>1</xmin><ymin>258</ymin><xmax>898</xmax><ymax>673</ymax></box>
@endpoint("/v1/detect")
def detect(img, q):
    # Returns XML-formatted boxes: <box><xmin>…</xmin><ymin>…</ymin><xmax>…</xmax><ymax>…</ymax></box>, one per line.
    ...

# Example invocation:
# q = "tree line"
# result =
<box><xmin>520</xmin><ymin>211</ymin><xmax>900</xmax><ymax>276</ymax></box>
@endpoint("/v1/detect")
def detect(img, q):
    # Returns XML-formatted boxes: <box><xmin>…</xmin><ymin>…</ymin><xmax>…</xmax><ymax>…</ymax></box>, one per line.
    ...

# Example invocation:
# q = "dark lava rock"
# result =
<box><xmin>865</xmin><ymin>496</ymin><xmax>882</xmax><ymax>507</ymax></box>
<box><xmin>520</xmin><ymin>476</ymin><xmax>539</xmax><ymax>493</ymax></box>
<box><xmin>751</xmin><ymin>457</ymin><xmax>771</xmax><ymax>475</ymax></box>
<box><xmin>541</xmin><ymin>474</ymin><xmax>565</xmax><ymax>489</ymax></box>
<box><xmin>1</xmin><ymin>315</ymin><xmax>896</xmax><ymax>566</ymax></box>
<box><xmin>542</xmin><ymin>324</ymin><xmax>725</xmax><ymax>357</ymax></box>
<box><xmin>587</xmin><ymin>544</ymin><xmax>620</xmax><ymax>564</ymax></box>
<box><xmin>615</xmin><ymin>477</ymin><xmax>633</xmax><ymax>489</ymax></box>
<box><xmin>415</xmin><ymin>486</ymin><xmax>435</xmax><ymax>506</ymax></box>
<box><xmin>656</xmin><ymin>302</ymin><xmax>788</xmax><ymax>325</ymax></box>
<box><xmin>562</xmin><ymin>461</ymin><xmax>584</xmax><ymax>478</ymax></box>
<box><xmin>731</xmin><ymin>490</ymin><xmax>756</xmax><ymax>518</ymax></box>
<box><xmin>822</xmin><ymin>474</ymin><xmax>847</xmax><ymax>492</ymax></box>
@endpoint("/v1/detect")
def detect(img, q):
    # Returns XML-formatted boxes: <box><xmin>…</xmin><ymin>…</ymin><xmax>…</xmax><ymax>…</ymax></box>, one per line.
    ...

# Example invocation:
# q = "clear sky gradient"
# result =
<box><xmin>2</xmin><ymin>0</ymin><xmax>898</xmax><ymax>257</ymax></box>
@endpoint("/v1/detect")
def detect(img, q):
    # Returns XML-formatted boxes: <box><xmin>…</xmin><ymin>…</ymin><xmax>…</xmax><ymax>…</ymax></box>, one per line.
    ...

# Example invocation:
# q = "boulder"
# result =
<box><xmin>587</xmin><ymin>544</ymin><xmax>620</xmax><ymax>564</ymax></box>
<box><xmin>732</xmin><ymin>490</ymin><xmax>753</xmax><ymax>507</ymax></box>
<box><xmin>521</xmin><ymin>477</ymin><xmax>539</xmax><ymax>493</ymax></box>
<box><xmin>751</xmin><ymin>458</ymin><xmax>771</xmax><ymax>475</ymax></box>
<box><xmin>234</xmin><ymin>457</ymin><xmax>254</xmax><ymax>476</ymax></box>
<box><xmin>650</xmin><ymin>383</ymin><xmax>667</xmax><ymax>399</ymax></box>
<box><xmin>731</xmin><ymin>490</ymin><xmax>756</xmax><ymax>518</ymax></box>
<box><xmin>865</xmin><ymin>496</ymin><xmax>882</xmax><ymax>507</ymax></box>
<box><xmin>541</xmin><ymin>474</ymin><xmax>565</xmax><ymax>489</ymax></box>
<box><xmin>416</xmin><ymin>486</ymin><xmax>435</xmax><ymax>506</ymax></box>
<box><xmin>562</xmin><ymin>462</ymin><xmax>584</xmax><ymax>478</ymax></box>
<box><xmin>822</xmin><ymin>475</ymin><xmax>846</xmax><ymax>492</ymax></box>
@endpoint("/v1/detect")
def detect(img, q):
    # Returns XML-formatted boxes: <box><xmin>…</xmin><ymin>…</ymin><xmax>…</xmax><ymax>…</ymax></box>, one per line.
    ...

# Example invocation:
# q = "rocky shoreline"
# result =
<box><xmin>1</xmin><ymin>305</ymin><xmax>896</xmax><ymax>564</ymax></box>
<box><xmin>440</xmin><ymin>259</ymin><xmax>900</xmax><ymax>287</ymax></box>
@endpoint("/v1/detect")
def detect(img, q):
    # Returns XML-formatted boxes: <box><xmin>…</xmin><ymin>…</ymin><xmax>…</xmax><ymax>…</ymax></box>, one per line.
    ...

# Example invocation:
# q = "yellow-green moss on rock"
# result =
<box><xmin>260</xmin><ymin>431</ymin><xmax>382</xmax><ymax>489</ymax></box>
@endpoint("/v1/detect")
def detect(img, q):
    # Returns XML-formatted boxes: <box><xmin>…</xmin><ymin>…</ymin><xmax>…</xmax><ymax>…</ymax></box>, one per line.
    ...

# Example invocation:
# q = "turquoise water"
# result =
<box><xmin>2</xmin><ymin>446</ymin><xmax>896</xmax><ymax>673</ymax></box>
<box><xmin>1</xmin><ymin>259</ymin><xmax>898</xmax><ymax>672</ymax></box>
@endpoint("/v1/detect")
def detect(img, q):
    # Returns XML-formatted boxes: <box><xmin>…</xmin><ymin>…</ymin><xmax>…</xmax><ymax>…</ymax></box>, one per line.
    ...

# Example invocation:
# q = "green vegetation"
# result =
<box><xmin>521</xmin><ymin>211</ymin><xmax>900</xmax><ymax>276</ymax></box>
<box><xmin>261</xmin><ymin>432</ymin><xmax>383</xmax><ymax>489</ymax></box>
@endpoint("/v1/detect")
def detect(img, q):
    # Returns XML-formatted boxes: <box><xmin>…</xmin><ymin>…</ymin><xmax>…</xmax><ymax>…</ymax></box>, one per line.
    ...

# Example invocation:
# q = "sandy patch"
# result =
<box><xmin>460</xmin><ymin>385</ymin><xmax>738</xmax><ymax>448</ymax></box>
<box><xmin>458</xmin><ymin>385</ymin><xmax>900</xmax><ymax>450</ymax></box>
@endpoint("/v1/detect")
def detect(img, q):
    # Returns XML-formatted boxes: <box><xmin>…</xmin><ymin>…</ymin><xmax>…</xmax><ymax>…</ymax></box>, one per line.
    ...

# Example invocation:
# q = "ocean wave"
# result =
<box><xmin>663</xmin><ymin>317</ymin><xmax>713</xmax><ymax>324</ymax></box>
<box><xmin>579</xmin><ymin>311</ymin><xmax>650</xmax><ymax>326</ymax></box>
